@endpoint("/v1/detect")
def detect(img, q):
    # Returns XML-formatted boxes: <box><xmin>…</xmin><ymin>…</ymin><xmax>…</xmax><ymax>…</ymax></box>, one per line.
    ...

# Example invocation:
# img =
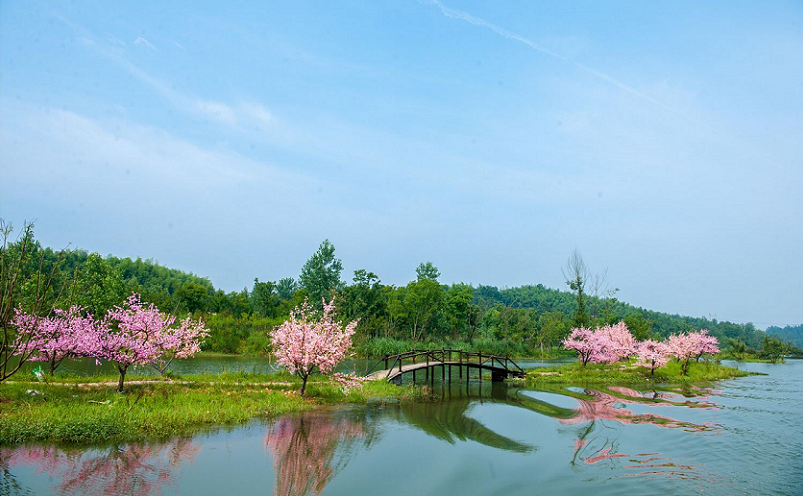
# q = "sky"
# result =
<box><xmin>1</xmin><ymin>0</ymin><xmax>802</xmax><ymax>328</ymax></box>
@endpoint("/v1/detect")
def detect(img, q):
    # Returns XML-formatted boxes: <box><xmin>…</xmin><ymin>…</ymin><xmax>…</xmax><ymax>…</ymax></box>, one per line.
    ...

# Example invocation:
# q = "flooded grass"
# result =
<box><xmin>523</xmin><ymin>360</ymin><xmax>757</xmax><ymax>386</ymax></box>
<box><xmin>0</xmin><ymin>374</ymin><xmax>418</xmax><ymax>445</ymax></box>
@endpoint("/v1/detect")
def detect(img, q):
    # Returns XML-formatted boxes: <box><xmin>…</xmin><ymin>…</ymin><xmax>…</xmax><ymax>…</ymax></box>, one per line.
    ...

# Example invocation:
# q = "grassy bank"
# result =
<box><xmin>0</xmin><ymin>373</ymin><xmax>421</xmax><ymax>445</ymax></box>
<box><xmin>523</xmin><ymin>360</ymin><xmax>757</xmax><ymax>386</ymax></box>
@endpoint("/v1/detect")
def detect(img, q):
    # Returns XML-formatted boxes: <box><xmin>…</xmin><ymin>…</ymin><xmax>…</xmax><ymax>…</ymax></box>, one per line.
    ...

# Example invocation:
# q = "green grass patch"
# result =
<box><xmin>522</xmin><ymin>359</ymin><xmax>758</xmax><ymax>386</ymax></box>
<box><xmin>0</xmin><ymin>374</ymin><xmax>420</xmax><ymax>445</ymax></box>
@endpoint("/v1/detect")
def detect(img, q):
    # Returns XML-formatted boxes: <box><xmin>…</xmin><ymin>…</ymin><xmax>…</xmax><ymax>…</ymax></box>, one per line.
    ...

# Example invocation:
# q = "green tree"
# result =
<box><xmin>339</xmin><ymin>269</ymin><xmax>386</xmax><ymax>339</ymax></box>
<box><xmin>758</xmin><ymin>335</ymin><xmax>788</xmax><ymax>363</ymax></box>
<box><xmin>277</xmin><ymin>277</ymin><xmax>299</xmax><ymax>300</ymax></box>
<box><xmin>403</xmin><ymin>278</ymin><xmax>443</xmax><ymax>342</ymax></box>
<box><xmin>562</xmin><ymin>250</ymin><xmax>590</xmax><ymax>328</ymax></box>
<box><xmin>252</xmin><ymin>278</ymin><xmax>280</xmax><ymax>317</ymax></box>
<box><xmin>175</xmin><ymin>282</ymin><xmax>211</xmax><ymax>314</ymax></box>
<box><xmin>536</xmin><ymin>311</ymin><xmax>570</xmax><ymax>354</ymax></box>
<box><xmin>300</xmin><ymin>240</ymin><xmax>343</xmax><ymax>307</ymax></box>
<box><xmin>415</xmin><ymin>261</ymin><xmax>441</xmax><ymax>282</ymax></box>
<box><xmin>73</xmin><ymin>253</ymin><xmax>129</xmax><ymax>316</ymax></box>
<box><xmin>623</xmin><ymin>313</ymin><xmax>654</xmax><ymax>340</ymax></box>
<box><xmin>444</xmin><ymin>283</ymin><xmax>475</xmax><ymax>340</ymax></box>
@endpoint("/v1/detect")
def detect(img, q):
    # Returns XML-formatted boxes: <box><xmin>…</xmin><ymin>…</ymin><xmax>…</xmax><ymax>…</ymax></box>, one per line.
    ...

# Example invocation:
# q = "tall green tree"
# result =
<box><xmin>251</xmin><ymin>278</ymin><xmax>280</xmax><ymax>317</ymax></box>
<box><xmin>73</xmin><ymin>253</ymin><xmax>129</xmax><ymax>316</ymax></box>
<box><xmin>277</xmin><ymin>277</ymin><xmax>299</xmax><ymax>300</ymax></box>
<box><xmin>415</xmin><ymin>261</ymin><xmax>441</xmax><ymax>281</ymax></box>
<box><xmin>300</xmin><ymin>240</ymin><xmax>343</xmax><ymax>307</ymax></box>
<box><xmin>404</xmin><ymin>278</ymin><xmax>443</xmax><ymax>342</ymax></box>
<box><xmin>563</xmin><ymin>249</ymin><xmax>590</xmax><ymax>328</ymax></box>
<box><xmin>339</xmin><ymin>269</ymin><xmax>386</xmax><ymax>339</ymax></box>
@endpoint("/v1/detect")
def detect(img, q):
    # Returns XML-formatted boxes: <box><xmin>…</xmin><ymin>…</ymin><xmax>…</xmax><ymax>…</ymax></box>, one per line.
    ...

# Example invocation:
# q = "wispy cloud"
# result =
<box><xmin>53</xmin><ymin>13</ymin><xmax>277</xmax><ymax>133</ymax></box>
<box><xmin>105</xmin><ymin>32</ymin><xmax>126</xmax><ymax>48</ymax></box>
<box><xmin>133</xmin><ymin>36</ymin><xmax>159</xmax><ymax>52</ymax></box>
<box><xmin>423</xmin><ymin>0</ymin><xmax>677</xmax><ymax>113</ymax></box>
<box><xmin>195</xmin><ymin>100</ymin><xmax>238</xmax><ymax>126</ymax></box>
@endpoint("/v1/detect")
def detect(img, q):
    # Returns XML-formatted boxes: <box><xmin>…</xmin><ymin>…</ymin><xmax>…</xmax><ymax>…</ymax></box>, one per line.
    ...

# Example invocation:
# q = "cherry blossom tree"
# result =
<box><xmin>562</xmin><ymin>327</ymin><xmax>598</xmax><ymax>366</ymax></box>
<box><xmin>90</xmin><ymin>295</ymin><xmax>168</xmax><ymax>391</ymax></box>
<box><xmin>636</xmin><ymin>339</ymin><xmax>671</xmax><ymax>376</ymax></box>
<box><xmin>694</xmin><ymin>329</ymin><xmax>720</xmax><ymax>361</ymax></box>
<box><xmin>594</xmin><ymin>322</ymin><xmax>637</xmax><ymax>363</ymax></box>
<box><xmin>667</xmin><ymin>330</ymin><xmax>720</xmax><ymax>375</ymax></box>
<box><xmin>666</xmin><ymin>333</ymin><xmax>699</xmax><ymax>375</ymax></box>
<box><xmin>12</xmin><ymin>305</ymin><xmax>96</xmax><ymax>375</ymax></box>
<box><xmin>562</xmin><ymin>322</ymin><xmax>636</xmax><ymax>366</ymax></box>
<box><xmin>271</xmin><ymin>299</ymin><xmax>357</xmax><ymax>395</ymax></box>
<box><xmin>88</xmin><ymin>294</ymin><xmax>209</xmax><ymax>390</ymax></box>
<box><xmin>149</xmin><ymin>316</ymin><xmax>209</xmax><ymax>375</ymax></box>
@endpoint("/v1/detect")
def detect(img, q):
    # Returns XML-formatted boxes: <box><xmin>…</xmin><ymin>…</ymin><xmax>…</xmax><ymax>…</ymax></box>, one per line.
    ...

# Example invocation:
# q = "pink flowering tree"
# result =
<box><xmin>636</xmin><ymin>339</ymin><xmax>671</xmax><ymax>376</ymax></box>
<box><xmin>562</xmin><ymin>322</ymin><xmax>636</xmax><ymax>366</ymax></box>
<box><xmin>89</xmin><ymin>294</ymin><xmax>209</xmax><ymax>390</ymax></box>
<box><xmin>90</xmin><ymin>294</ymin><xmax>169</xmax><ymax>391</ymax></box>
<box><xmin>562</xmin><ymin>327</ymin><xmax>598</xmax><ymax>366</ymax></box>
<box><xmin>149</xmin><ymin>316</ymin><xmax>209</xmax><ymax>375</ymax></box>
<box><xmin>12</xmin><ymin>305</ymin><xmax>96</xmax><ymax>376</ymax></box>
<box><xmin>694</xmin><ymin>329</ymin><xmax>720</xmax><ymax>361</ymax></box>
<box><xmin>667</xmin><ymin>330</ymin><xmax>720</xmax><ymax>375</ymax></box>
<box><xmin>271</xmin><ymin>299</ymin><xmax>357</xmax><ymax>395</ymax></box>
<box><xmin>594</xmin><ymin>322</ymin><xmax>638</xmax><ymax>363</ymax></box>
<box><xmin>666</xmin><ymin>333</ymin><xmax>699</xmax><ymax>375</ymax></box>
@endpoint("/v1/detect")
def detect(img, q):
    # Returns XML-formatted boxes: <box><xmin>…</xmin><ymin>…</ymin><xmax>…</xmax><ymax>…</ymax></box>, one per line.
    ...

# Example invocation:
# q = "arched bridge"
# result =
<box><xmin>365</xmin><ymin>349</ymin><xmax>525</xmax><ymax>384</ymax></box>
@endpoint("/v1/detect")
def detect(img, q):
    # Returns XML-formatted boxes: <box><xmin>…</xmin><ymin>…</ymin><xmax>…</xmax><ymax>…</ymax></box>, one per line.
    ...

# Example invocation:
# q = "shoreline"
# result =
<box><xmin>0</xmin><ymin>361</ymin><xmax>760</xmax><ymax>446</ymax></box>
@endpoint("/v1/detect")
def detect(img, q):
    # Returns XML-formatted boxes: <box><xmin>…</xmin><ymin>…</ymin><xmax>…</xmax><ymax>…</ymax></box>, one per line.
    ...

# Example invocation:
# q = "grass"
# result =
<box><xmin>0</xmin><ymin>373</ymin><xmax>423</xmax><ymax>445</ymax></box>
<box><xmin>522</xmin><ymin>359</ymin><xmax>758</xmax><ymax>386</ymax></box>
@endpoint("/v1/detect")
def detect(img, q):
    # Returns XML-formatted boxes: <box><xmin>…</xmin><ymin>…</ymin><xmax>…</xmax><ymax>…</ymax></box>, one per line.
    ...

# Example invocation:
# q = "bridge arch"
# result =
<box><xmin>365</xmin><ymin>349</ymin><xmax>525</xmax><ymax>384</ymax></box>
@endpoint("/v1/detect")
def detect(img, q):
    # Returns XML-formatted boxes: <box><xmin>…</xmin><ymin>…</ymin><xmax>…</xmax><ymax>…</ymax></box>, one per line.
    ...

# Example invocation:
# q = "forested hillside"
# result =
<box><xmin>1</xmin><ymin>226</ymin><xmax>772</xmax><ymax>356</ymax></box>
<box><xmin>767</xmin><ymin>325</ymin><xmax>803</xmax><ymax>348</ymax></box>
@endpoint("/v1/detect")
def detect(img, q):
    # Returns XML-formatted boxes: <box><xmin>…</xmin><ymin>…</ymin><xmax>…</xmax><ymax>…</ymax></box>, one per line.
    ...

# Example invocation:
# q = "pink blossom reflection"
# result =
<box><xmin>264</xmin><ymin>411</ymin><xmax>366</xmax><ymax>496</ymax></box>
<box><xmin>561</xmin><ymin>388</ymin><xmax>718</xmax><ymax>432</ymax></box>
<box><xmin>0</xmin><ymin>439</ymin><xmax>199</xmax><ymax>496</ymax></box>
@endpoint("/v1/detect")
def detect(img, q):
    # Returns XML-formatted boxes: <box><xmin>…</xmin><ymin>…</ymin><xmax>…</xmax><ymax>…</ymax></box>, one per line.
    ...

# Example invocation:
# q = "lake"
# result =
<box><xmin>2</xmin><ymin>360</ymin><xmax>801</xmax><ymax>496</ymax></box>
<box><xmin>13</xmin><ymin>355</ymin><xmax>574</xmax><ymax>377</ymax></box>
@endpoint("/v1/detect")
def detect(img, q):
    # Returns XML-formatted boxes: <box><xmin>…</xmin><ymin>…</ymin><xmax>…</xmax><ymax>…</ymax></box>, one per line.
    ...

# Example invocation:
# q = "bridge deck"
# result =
<box><xmin>368</xmin><ymin>361</ymin><xmax>524</xmax><ymax>381</ymax></box>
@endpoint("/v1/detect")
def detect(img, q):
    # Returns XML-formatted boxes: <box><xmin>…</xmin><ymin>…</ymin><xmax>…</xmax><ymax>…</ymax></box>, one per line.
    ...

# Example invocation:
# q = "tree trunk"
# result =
<box><xmin>117</xmin><ymin>365</ymin><xmax>128</xmax><ymax>392</ymax></box>
<box><xmin>299</xmin><ymin>374</ymin><xmax>309</xmax><ymax>396</ymax></box>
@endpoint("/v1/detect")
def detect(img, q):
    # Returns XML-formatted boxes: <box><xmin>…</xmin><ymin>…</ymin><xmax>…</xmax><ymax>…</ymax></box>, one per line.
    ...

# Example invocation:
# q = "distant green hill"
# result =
<box><xmin>479</xmin><ymin>284</ymin><xmax>767</xmax><ymax>348</ymax></box>
<box><xmin>766</xmin><ymin>325</ymin><xmax>803</xmax><ymax>348</ymax></box>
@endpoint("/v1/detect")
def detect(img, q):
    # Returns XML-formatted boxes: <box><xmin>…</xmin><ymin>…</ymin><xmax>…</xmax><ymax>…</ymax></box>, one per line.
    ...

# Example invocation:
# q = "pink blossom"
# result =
<box><xmin>637</xmin><ymin>339</ymin><xmax>671</xmax><ymax>376</ymax></box>
<box><xmin>88</xmin><ymin>293</ymin><xmax>209</xmax><ymax>391</ymax></box>
<box><xmin>12</xmin><ymin>305</ymin><xmax>96</xmax><ymax>375</ymax></box>
<box><xmin>562</xmin><ymin>322</ymin><xmax>637</xmax><ymax>366</ymax></box>
<box><xmin>271</xmin><ymin>298</ymin><xmax>357</xmax><ymax>395</ymax></box>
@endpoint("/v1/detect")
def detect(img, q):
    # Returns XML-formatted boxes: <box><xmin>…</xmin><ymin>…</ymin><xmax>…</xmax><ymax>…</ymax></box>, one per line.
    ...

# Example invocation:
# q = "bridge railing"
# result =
<box><xmin>365</xmin><ymin>349</ymin><xmax>525</xmax><ymax>379</ymax></box>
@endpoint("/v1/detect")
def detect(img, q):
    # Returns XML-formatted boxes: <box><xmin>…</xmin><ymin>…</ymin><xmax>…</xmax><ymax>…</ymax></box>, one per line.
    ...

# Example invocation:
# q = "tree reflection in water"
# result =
<box><xmin>0</xmin><ymin>439</ymin><xmax>199</xmax><ymax>496</ymax></box>
<box><xmin>264</xmin><ymin>410</ymin><xmax>370</xmax><ymax>496</ymax></box>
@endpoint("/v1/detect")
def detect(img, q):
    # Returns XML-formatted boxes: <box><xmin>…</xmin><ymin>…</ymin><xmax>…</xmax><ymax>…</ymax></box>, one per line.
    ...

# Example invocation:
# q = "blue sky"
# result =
<box><xmin>2</xmin><ymin>0</ymin><xmax>802</xmax><ymax>327</ymax></box>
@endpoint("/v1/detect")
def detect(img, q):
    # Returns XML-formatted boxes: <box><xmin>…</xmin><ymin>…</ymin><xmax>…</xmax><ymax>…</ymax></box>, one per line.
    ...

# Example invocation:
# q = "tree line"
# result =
<box><xmin>1</xmin><ymin>222</ymin><xmax>783</xmax><ymax>358</ymax></box>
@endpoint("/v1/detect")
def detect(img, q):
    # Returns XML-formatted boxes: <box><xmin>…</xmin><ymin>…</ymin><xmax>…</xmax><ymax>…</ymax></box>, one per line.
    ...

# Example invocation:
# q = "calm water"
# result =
<box><xmin>2</xmin><ymin>360</ymin><xmax>801</xmax><ymax>496</ymax></box>
<box><xmin>13</xmin><ymin>355</ymin><xmax>573</xmax><ymax>377</ymax></box>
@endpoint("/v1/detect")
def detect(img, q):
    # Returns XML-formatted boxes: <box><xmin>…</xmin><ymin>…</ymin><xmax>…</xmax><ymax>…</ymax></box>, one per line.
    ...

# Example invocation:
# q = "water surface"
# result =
<box><xmin>2</xmin><ymin>360</ymin><xmax>801</xmax><ymax>496</ymax></box>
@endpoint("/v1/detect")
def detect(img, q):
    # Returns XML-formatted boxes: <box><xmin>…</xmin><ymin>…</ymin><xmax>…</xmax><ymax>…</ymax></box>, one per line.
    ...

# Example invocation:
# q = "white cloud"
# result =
<box><xmin>239</xmin><ymin>103</ymin><xmax>274</xmax><ymax>129</ymax></box>
<box><xmin>423</xmin><ymin>0</ymin><xmax>678</xmax><ymax>114</ymax></box>
<box><xmin>195</xmin><ymin>100</ymin><xmax>238</xmax><ymax>126</ymax></box>
<box><xmin>105</xmin><ymin>33</ymin><xmax>126</xmax><ymax>48</ymax></box>
<box><xmin>133</xmin><ymin>37</ymin><xmax>158</xmax><ymax>52</ymax></box>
